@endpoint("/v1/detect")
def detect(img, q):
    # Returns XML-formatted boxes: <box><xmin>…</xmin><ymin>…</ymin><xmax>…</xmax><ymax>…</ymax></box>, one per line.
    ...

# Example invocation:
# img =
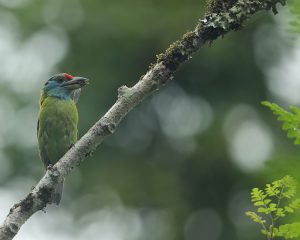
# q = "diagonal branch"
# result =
<box><xmin>0</xmin><ymin>0</ymin><xmax>287</xmax><ymax>239</ymax></box>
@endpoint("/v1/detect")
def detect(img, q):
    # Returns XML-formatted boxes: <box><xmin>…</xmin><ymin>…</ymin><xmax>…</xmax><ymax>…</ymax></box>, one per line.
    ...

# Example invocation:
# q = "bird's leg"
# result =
<box><xmin>68</xmin><ymin>143</ymin><xmax>75</xmax><ymax>150</ymax></box>
<box><xmin>47</xmin><ymin>164</ymin><xmax>53</xmax><ymax>170</ymax></box>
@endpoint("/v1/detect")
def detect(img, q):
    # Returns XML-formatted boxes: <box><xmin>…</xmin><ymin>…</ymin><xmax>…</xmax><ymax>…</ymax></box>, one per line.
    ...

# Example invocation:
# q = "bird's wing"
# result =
<box><xmin>38</xmin><ymin>118</ymin><xmax>53</xmax><ymax>167</ymax></box>
<box><xmin>72</xmin><ymin>89</ymin><xmax>81</xmax><ymax>104</ymax></box>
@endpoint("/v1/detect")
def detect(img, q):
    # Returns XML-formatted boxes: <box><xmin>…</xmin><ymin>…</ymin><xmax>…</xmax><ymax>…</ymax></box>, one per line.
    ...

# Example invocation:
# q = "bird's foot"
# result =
<box><xmin>47</xmin><ymin>164</ymin><xmax>53</xmax><ymax>170</ymax></box>
<box><xmin>68</xmin><ymin>143</ymin><xmax>75</xmax><ymax>150</ymax></box>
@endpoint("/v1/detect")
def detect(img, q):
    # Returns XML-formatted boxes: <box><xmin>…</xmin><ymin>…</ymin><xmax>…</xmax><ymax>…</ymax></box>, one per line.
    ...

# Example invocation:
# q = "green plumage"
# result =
<box><xmin>37</xmin><ymin>73</ymin><xmax>88</xmax><ymax>205</ymax></box>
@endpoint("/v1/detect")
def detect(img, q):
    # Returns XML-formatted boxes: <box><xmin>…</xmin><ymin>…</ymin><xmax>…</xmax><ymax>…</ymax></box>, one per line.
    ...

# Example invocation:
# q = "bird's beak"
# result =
<box><xmin>62</xmin><ymin>77</ymin><xmax>89</xmax><ymax>90</ymax></box>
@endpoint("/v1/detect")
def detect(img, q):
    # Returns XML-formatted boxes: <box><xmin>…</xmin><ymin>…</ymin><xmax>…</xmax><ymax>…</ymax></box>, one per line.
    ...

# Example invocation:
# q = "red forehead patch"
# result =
<box><xmin>64</xmin><ymin>73</ymin><xmax>73</xmax><ymax>80</ymax></box>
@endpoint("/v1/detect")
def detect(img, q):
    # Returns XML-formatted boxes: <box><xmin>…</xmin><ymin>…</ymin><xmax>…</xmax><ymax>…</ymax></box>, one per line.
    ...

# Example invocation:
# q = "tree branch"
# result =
<box><xmin>0</xmin><ymin>0</ymin><xmax>287</xmax><ymax>239</ymax></box>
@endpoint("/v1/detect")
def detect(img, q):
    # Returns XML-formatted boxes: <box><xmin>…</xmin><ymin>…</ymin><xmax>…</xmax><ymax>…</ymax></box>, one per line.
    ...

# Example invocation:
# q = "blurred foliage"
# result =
<box><xmin>0</xmin><ymin>0</ymin><xmax>299</xmax><ymax>240</ymax></box>
<box><xmin>291</xmin><ymin>0</ymin><xmax>300</xmax><ymax>32</ymax></box>
<box><xmin>246</xmin><ymin>175</ymin><xmax>300</xmax><ymax>239</ymax></box>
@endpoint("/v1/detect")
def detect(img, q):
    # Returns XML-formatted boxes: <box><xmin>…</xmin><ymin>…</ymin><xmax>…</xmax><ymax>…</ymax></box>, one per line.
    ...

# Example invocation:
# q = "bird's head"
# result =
<box><xmin>43</xmin><ymin>73</ymin><xmax>89</xmax><ymax>100</ymax></box>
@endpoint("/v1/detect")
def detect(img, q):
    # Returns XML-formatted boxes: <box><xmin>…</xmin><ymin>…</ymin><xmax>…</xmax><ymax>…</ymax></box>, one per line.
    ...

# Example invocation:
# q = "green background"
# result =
<box><xmin>0</xmin><ymin>0</ymin><xmax>298</xmax><ymax>240</ymax></box>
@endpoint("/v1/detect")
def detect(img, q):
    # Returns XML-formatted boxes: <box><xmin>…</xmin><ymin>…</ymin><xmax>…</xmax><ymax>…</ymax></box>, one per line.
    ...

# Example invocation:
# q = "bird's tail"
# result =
<box><xmin>51</xmin><ymin>181</ymin><xmax>64</xmax><ymax>205</ymax></box>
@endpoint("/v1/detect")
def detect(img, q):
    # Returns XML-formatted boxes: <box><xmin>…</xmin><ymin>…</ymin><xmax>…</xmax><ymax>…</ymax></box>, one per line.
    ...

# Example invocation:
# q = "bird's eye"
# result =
<box><xmin>57</xmin><ymin>78</ymin><xmax>64</xmax><ymax>83</ymax></box>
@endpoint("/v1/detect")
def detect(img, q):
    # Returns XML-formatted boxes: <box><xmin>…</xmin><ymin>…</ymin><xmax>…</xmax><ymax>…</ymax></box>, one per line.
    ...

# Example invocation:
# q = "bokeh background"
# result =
<box><xmin>0</xmin><ymin>0</ymin><xmax>299</xmax><ymax>239</ymax></box>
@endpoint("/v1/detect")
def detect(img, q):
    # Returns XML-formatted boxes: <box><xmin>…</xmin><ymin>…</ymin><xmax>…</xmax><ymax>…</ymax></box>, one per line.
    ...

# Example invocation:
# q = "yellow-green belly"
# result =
<box><xmin>38</xmin><ymin>97</ymin><xmax>78</xmax><ymax>168</ymax></box>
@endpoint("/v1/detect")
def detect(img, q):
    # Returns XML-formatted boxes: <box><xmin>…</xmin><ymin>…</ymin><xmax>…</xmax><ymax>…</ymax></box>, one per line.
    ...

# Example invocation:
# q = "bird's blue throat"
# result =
<box><xmin>44</xmin><ymin>86</ymin><xmax>73</xmax><ymax>100</ymax></box>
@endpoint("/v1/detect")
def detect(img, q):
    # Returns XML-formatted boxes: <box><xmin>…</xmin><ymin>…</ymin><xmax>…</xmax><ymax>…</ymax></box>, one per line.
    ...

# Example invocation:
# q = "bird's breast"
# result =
<box><xmin>38</xmin><ymin>97</ymin><xmax>79</xmax><ymax>167</ymax></box>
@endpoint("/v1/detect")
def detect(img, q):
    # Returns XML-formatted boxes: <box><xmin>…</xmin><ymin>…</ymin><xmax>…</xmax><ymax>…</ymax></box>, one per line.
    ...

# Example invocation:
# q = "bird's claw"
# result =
<box><xmin>47</xmin><ymin>164</ymin><xmax>53</xmax><ymax>170</ymax></box>
<box><xmin>68</xmin><ymin>143</ymin><xmax>75</xmax><ymax>150</ymax></box>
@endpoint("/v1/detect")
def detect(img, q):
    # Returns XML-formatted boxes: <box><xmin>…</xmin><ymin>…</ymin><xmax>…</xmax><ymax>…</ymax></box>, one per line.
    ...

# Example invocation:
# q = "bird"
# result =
<box><xmin>37</xmin><ymin>73</ymin><xmax>89</xmax><ymax>205</ymax></box>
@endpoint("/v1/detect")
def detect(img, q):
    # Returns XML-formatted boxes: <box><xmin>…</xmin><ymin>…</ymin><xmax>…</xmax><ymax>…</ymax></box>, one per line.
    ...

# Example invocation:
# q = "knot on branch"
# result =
<box><xmin>100</xmin><ymin>121</ymin><xmax>116</xmax><ymax>135</ymax></box>
<box><xmin>90</xmin><ymin>119</ymin><xmax>116</xmax><ymax>141</ymax></box>
<box><xmin>143</xmin><ymin>63</ymin><xmax>172</xmax><ymax>87</ymax></box>
<box><xmin>118</xmin><ymin>85</ymin><xmax>133</xmax><ymax>99</ymax></box>
<box><xmin>37</xmin><ymin>186</ymin><xmax>53</xmax><ymax>207</ymax></box>
<box><xmin>47</xmin><ymin>164</ymin><xmax>60</xmax><ymax>180</ymax></box>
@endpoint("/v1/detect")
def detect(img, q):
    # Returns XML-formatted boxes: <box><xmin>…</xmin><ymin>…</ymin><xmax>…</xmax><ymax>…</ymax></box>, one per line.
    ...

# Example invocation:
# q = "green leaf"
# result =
<box><xmin>289</xmin><ymin>198</ymin><xmax>300</xmax><ymax>209</ymax></box>
<box><xmin>284</xmin><ymin>206</ymin><xmax>294</xmax><ymax>213</ymax></box>
<box><xmin>254</xmin><ymin>200</ymin><xmax>266</xmax><ymax>206</ymax></box>
<box><xmin>275</xmin><ymin>208</ymin><xmax>285</xmax><ymax>218</ymax></box>
<box><xmin>245</xmin><ymin>211</ymin><xmax>266</xmax><ymax>224</ymax></box>
<box><xmin>262</xmin><ymin>101</ymin><xmax>300</xmax><ymax>145</ymax></box>
<box><xmin>250</xmin><ymin>188</ymin><xmax>267</xmax><ymax>202</ymax></box>
<box><xmin>285</xmin><ymin>199</ymin><xmax>300</xmax><ymax>213</ymax></box>
<box><xmin>281</xmin><ymin>175</ymin><xmax>297</xmax><ymax>198</ymax></box>
<box><xmin>278</xmin><ymin>222</ymin><xmax>300</xmax><ymax>239</ymax></box>
<box><xmin>272</xmin><ymin>227</ymin><xmax>280</xmax><ymax>237</ymax></box>
<box><xmin>265</xmin><ymin>183</ymin><xmax>280</xmax><ymax>196</ymax></box>
<box><xmin>258</xmin><ymin>207</ymin><xmax>267</xmax><ymax>213</ymax></box>
<box><xmin>261</xmin><ymin>229</ymin><xmax>269</xmax><ymax>236</ymax></box>
<box><xmin>264</xmin><ymin>199</ymin><xmax>271</xmax><ymax>205</ymax></box>
<box><xmin>246</xmin><ymin>175</ymin><xmax>300</xmax><ymax>239</ymax></box>
<box><xmin>261</xmin><ymin>229</ymin><xmax>270</xmax><ymax>236</ymax></box>
<box><xmin>269</xmin><ymin>203</ymin><xmax>277</xmax><ymax>210</ymax></box>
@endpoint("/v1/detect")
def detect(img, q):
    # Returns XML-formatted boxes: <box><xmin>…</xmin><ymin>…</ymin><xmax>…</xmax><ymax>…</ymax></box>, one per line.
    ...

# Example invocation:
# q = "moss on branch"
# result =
<box><xmin>156</xmin><ymin>0</ymin><xmax>286</xmax><ymax>71</ymax></box>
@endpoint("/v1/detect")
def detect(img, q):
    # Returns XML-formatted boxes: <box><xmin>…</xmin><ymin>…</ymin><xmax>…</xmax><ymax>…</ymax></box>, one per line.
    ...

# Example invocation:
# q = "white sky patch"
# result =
<box><xmin>266</xmin><ymin>42</ymin><xmax>300</xmax><ymax>105</ymax></box>
<box><xmin>160</xmin><ymin>96</ymin><xmax>213</xmax><ymax>140</ymax></box>
<box><xmin>223</xmin><ymin>104</ymin><xmax>274</xmax><ymax>172</ymax></box>
<box><xmin>0</xmin><ymin>97</ymin><xmax>17</xmax><ymax>148</ymax></box>
<box><xmin>3</xmin><ymin>28</ymin><xmax>69</xmax><ymax>93</ymax></box>
<box><xmin>0</xmin><ymin>11</ymin><xmax>69</xmax><ymax>94</ymax></box>
<box><xmin>152</xmin><ymin>84</ymin><xmax>213</xmax><ymax>154</ymax></box>
<box><xmin>0</xmin><ymin>0</ymin><xmax>31</xmax><ymax>8</ymax></box>
<box><xmin>254</xmin><ymin>9</ymin><xmax>300</xmax><ymax>105</ymax></box>
<box><xmin>0</xmin><ymin>97</ymin><xmax>37</xmax><ymax>148</ymax></box>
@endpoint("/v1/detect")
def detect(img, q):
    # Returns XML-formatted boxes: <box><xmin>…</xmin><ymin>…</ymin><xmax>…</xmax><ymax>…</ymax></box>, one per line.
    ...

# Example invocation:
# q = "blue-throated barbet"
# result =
<box><xmin>37</xmin><ymin>73</ymin><xmax>88</xmax><ymax>205</ymax></box>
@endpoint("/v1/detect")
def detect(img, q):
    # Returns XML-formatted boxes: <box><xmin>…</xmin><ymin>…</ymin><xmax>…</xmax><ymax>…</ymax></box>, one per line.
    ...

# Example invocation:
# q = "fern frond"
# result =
<box><xmin>278</xmin><ymin>222</ymin><xmax>300</xmax><ymax>239</ymax></box>
<box><xmin>246</xmin><ymin>211</ymin><xmax>266</xmax><ymax>224</ymax></box>
<box><xmin>246</xmin><ymin>176</ymin><xmax>300</xmax><ymax>239</ymax></box>
<box><xmin>262</xmin><ymin>101</ymin><xmax>300</xmax><ymax>145</ymax></box>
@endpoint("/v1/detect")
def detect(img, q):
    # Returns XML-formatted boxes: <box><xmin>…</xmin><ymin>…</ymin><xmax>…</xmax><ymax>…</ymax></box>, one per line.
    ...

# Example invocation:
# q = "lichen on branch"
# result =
<box><xmin>156</xmin><ymin>0</ymin><xmax>286</xmax><ymax>71</ymax></box>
